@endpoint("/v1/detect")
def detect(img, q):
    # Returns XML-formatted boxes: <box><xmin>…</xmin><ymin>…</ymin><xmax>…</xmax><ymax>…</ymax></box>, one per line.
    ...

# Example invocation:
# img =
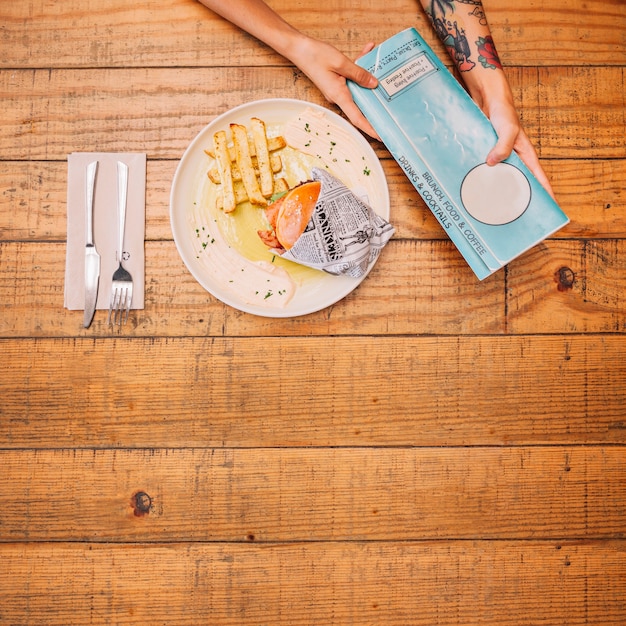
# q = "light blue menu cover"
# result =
<box><xmin>348</xmin><ymin>28</ymin><xmax>569</xmax><ymax>279</ymax></box>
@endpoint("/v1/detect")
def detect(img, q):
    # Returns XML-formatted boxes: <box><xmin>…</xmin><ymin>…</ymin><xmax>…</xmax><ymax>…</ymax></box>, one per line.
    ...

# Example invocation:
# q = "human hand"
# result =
<box><xmin>473</xmin><ymin>83</ymin><xmax>555</xmax><ymax>198</ymax></box>
<box><xmin>487</xmin><ymin>119</ymin><xmax>555</xmax><ymax>199</ymax></box>
<box><xmin>288</xmin><ymin>37</ymin><xmax>381</xmax><ymax>139</ymax></box>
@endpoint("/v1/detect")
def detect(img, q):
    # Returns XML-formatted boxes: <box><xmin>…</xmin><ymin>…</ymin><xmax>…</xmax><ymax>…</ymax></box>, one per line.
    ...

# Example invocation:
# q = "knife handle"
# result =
<box><xmin>85</xmin><ymin>161</ymin><xmax>98</xmax><ymax>246</ymax></box>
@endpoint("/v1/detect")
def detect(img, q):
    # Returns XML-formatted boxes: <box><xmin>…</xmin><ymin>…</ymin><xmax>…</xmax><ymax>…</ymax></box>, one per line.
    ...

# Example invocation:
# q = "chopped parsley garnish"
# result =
<box><xmin>196</xmin><ymin>226</ymin><xmax>215</xmax><ymax>253</ymax></box>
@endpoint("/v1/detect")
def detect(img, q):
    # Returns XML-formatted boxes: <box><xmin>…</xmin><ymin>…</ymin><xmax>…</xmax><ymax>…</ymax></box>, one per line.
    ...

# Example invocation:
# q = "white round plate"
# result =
<box><xmin>170</xmin><ymin>98</ymin><xmax>390</xmax><ymax>317</ymax></box>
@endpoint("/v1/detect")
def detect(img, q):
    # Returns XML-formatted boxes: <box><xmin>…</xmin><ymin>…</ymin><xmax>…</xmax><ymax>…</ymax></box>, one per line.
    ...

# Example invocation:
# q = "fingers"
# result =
<box><xmin>486</xmin><ymin>137</ymin><xmax>514</xmax><ymax>167</ymax></box>
<box><xmin>289</xmin><ymin>37</ymin><xmax>380</xmax><ymax>137</ymax></box>
<box><xmin>337</xmin><ymin>96</ymin><xmax>381</xmax><ymax>139</ymax></box>
<box><xmin>300</xmin><ymin>44</ymin><xmax>379</xmax><ymax>137</ymax></box>
<box><xmin>330</xmin><ymin>48</ymin><xmax>379</xmax><ymax>136</ymax></box>
<box><xmin>487</xmin><ymin>128</ymin><xmax>555</xmax><ymax>199</ymax></box>
<box><xmin>340</xmin><ymin>60</ymin><xmax>378</xmax><ymax>89</ymax></box>
<box><xmin>484</xmin><ymin>98</ymin><xmax>556</xmax><ymax>198</ymax></box>
<box><xmin>357</xmin><ymin>42</ymin><xmax>376</xmax><ymax>60</ymax></box>
<box><xmin>517</xmin><ymin>144</ymin><xmax>554</xmax><ymax>198</ymax></box>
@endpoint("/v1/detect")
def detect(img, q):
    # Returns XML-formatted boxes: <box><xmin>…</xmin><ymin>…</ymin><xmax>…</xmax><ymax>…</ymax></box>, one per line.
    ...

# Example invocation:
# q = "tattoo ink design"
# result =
<box><xmin>427</xmin><ymin>0</ymin><xmax>501</xmax><ymax>72</ymax></box>
<box><xmin>476</xmin><ymin>35</ymin><xmax>503</xmax><ymax>69</ymax></box>
<box><xmin>468</xmin><ymin>6</ymin><xmax>487</xmax><ymax>26</ymax></box>
<box><xmin>427</xmin><ymin>1</ymin><xmax>476</xmax><ymax>72</ymax></box>
<box><xmin>427</xmin><ymin>0</ymin><xmax>455</xmax><ymax>21</ymax></box>
<box><xmin>436</xmin><ymin>18</ymin><xmax>476</xmax><ymax>72</ymax></box>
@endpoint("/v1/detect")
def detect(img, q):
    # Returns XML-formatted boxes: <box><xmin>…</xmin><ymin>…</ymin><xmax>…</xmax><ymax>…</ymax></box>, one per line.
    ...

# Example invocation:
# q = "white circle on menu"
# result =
<box><xmin>460</xmin><ymin>162</ymin><xmax>531</xmax><ymax>225</ymax></box>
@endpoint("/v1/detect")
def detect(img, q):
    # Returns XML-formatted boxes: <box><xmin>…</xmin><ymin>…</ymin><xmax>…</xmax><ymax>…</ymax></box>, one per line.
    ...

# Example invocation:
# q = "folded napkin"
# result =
<box><xmin>64</xmin><ymin>152</ymin><xmax>146</xmax><ymax>311</ymax></box>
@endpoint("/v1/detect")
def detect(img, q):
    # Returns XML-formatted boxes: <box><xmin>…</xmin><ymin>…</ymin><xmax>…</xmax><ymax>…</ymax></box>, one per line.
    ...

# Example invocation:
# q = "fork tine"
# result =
<box><xmin>113</xmin><ymin>289</ymin><xmax>122</xmax><ymax>326</ymax></box>
<box><xmin>106</xmin><ymin>289</ymin><xmax>115</xmax><ymax>326</ymax></box>
<box><xmin>106</xmin><ymin>284</ymin><xmax>132</xmax><ymax>326</ymax></box>
<box><xmin>108</xmin><ymin>287</ymin><xmax>121</xmax><ymax>326</ymax></box>
<box><xmin>117</xmin><ymin>288</ymin><xmax>127</xmax><ymax>326</ymax></box>
<box><xmin>123</xmin><ymin>286</ymin><xmax>133</xmax><ymax>324</ymax></box>
<box><xmin>118</xmin><ymin>287</ymin><xmax>130</xmax><ymax>326</ymax></box>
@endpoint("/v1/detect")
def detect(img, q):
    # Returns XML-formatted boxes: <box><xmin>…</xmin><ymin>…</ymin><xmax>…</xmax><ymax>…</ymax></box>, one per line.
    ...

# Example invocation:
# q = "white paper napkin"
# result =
<box><xmin>64</xmin><ymin>152</ymin><xmax>146</xmax><ymax>311</ymax></box>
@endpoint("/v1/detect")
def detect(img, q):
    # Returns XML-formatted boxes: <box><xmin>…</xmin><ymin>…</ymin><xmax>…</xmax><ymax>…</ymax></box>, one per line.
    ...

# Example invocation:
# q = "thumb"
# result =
<box><xmin>486</xmin><ymin>134</ymin><xmax>515</xmax><ymax>166</ymax></box>
<box><xmin>339</xmin><ymin>56</ymin><xmax>377</xmax><ymax>88</ymax></box>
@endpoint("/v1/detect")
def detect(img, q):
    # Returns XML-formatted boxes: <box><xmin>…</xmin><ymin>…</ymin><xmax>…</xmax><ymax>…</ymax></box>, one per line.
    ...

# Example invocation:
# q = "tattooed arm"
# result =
<box><xmin>419</xmin><ymin>0</ymin><xmax>553</xmax><ymax>193</ymax></box>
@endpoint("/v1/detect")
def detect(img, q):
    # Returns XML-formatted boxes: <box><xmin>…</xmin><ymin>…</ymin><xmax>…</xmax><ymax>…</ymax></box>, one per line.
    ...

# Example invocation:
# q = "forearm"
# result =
<box><xmin>196</xmin><ymin>0</ymin><xmax>304</xmax><ymax>61</ymax></box>
<box><xmin>195</xmin><ymin>0</ymin><xmax>379</xmax><ymax>136</ymax></box>
<box><xmin>417</xmin><ymin>0</ymin><xmax>512</xmax><ymax>108</ymax></box>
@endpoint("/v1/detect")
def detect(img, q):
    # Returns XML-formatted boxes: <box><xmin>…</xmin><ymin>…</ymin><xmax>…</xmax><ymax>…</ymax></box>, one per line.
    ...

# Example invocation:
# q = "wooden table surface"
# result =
<box><xmin>2</xmin><ymin>0</ymin><xmax>625</xmax><ymax>623</ymax></box>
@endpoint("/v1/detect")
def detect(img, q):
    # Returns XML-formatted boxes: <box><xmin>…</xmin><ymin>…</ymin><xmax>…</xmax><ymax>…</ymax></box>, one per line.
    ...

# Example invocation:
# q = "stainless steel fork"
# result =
<box><xmin>107</xmin><ymin>161</ymin><xmax>133</xmax><ymax>326</ymax></box>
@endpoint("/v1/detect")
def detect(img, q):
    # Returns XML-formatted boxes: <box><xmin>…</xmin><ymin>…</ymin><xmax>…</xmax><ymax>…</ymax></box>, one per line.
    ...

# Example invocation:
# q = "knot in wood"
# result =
<box><xmin>555</xmin><ymin>266</ymin><xmax>575</xmax><ymax>291</ymax></box>
<box><xmin>132</xmin><ymin>491</ymin><xmax>152</xmax><ymax>516</ymax></box>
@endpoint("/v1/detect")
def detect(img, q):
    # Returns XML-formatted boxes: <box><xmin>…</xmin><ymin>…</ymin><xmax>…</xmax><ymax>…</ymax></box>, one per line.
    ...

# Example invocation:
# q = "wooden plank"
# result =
<box><xmin>3</xmin><ymin>0</ymin><xmax>624</xmax><ymax>69</ymax></box>
<box><xmin>0</xmin><ymin>239</ymin><xmax>507</xmax><ymax>337</ymax></box>
<box><xmin>1</xmin><ymin>66</ymin><xmax>624</xmax><ymax>160</ymax></box>
<box><xmin>1</xmin><ymin>447</ymin><xmax>624</xmax><ymax>541</ymax></box>
<box><xmin>546</xmin><ymin>158</ymin><xmax>626</xmax><ymax>238</ymax></box>
<box><xmin>1</xmin><ymin>336</ymin><xmax>625</xmax><ymax>447</ymax></box>
<box><xmin>0</xmin><ymin>67</ymin><xmax>327</xmax><ymax>160</ymax></box>
<box><xmin>510</xmin><ymin>66</ymin><xmax>626</xmax><ymax>159</ymax></box>
<box><xmin>1</xmin><ymin>158</ymin><xmax>624</xmax><ymax>242</ymax></box>
<box><xmin>0</xmin><ymin>541</ymin><xmax>624</xmax><ymax>624</ymax></box>
<box><xmin>507</xmin><ymin>239</ymin><xmax>626</xmax><ymax>333</ymax></box>
<box><xmin>489</xmin><ymin>0</ymin><xmax>626</xmax><ymax>66</ymax></box>
<box><xmin>0</xmin><ymin>159</ymin><xmax>179</xmax><ymax>242</ymax></box>
<box><xmin>3</xmin><ymin>238</ymin><xmax>626</xmax><ymax>337</ymax></box>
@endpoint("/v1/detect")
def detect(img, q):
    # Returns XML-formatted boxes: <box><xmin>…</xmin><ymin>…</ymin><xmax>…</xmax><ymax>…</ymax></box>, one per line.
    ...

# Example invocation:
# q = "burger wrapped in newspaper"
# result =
<box><xmin>257</xmin><ymin>168</ymin><xmax>394</xmax><ymax>277</ymax></box>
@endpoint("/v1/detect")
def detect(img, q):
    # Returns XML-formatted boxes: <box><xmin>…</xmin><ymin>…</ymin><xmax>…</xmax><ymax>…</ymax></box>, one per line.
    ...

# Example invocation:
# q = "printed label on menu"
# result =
<box><xmin>379</xmin><ymin>52</ymin><xmax>437</xmax><ymax>99</ymax></box>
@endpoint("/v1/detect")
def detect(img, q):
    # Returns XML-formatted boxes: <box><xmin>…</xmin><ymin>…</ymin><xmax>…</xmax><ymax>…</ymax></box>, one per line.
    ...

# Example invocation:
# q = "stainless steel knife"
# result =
<box><xmin>83</xmin><ymin>160</ymin><xmax>100</xmax><ymax>328</ymax></box>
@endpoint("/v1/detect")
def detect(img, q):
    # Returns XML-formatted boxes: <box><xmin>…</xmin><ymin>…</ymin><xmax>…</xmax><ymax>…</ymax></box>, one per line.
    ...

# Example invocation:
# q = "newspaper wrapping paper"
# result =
<box><xmin>281</xmin><ymin>168</ymin><xmax>395</xmax><ymax>277</ymax></box>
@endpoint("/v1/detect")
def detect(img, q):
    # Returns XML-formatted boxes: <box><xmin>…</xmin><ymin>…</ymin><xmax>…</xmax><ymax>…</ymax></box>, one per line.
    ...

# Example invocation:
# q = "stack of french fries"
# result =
<box><xmin>206</xmin><ymin>117</ymin><xmax>289</xmax><ymax>213</ymax></box>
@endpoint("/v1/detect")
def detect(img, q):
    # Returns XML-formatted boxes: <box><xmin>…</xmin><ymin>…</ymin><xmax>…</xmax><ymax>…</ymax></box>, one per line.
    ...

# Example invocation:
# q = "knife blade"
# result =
<box><xmin>83</xmin><ymin>160</ymin><xmax>100</xmax><ymax>328</ymax></box>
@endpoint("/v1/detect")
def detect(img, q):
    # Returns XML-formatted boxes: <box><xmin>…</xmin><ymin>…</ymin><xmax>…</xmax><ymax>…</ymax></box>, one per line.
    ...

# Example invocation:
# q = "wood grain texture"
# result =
<box><xmin>1</xmin><ymin>447</ymin><xmax>624</xmax><ymax>541</ymax></box>
<box><xmin>2</xmin><ymin>239</ymin><xmax>508</xmax><ymax>337</ymax></box>
<box><xmin>507</xmin><ymin>239</ymin><xmax>626</xmax><ymax>333</ymax></box>
<box><xmin>2</xmin><ymin>0</ymin><xmax>625</xmax><ymax>623</ymax></box>
<box><xmin>2</xmin><ymin>336</ymin><xmax>625</xmax><ymax>447</ymax></box>
<box><xmin>2</xmin><ymin>66</ymin><xmax>624</xmax><ymax>161</ymax></box>
<box><xmin>2</xmin><ymin>238</ymin><xmax>625</xmax><ymax>336</ymax></box>
<box><xmin>1</xmin><ymin>541</ymin><xmax>624</xmax><ymax>625</ymax></box>
<box><xmin>2</xmin><ymin>0</ymin><xmax>625</xmax><ymax>69</ymax></box>
<box><xmin>2</xmin><ymin>158</ymin><xmax>625</xmax><ymax>242</ymax></box>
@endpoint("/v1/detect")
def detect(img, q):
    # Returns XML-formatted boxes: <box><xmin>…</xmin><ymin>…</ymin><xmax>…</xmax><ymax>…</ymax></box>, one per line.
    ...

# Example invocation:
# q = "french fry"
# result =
<box><xmin>208</xmin><ymin>118</ymin><xmax>289</xmax><ymax>212</ymax></box>
<box><xmin>216</xmin><ymin>183</ymin><xmax>248</xmax><ymax>210</ymax></box>
<box><xmin>207</xmin><ymin>153</ymin><xmax>283</xmax><ymax>185</ymax></box>
<box><xmin>213</xmin><ymin>130</ymin><xmax>236</xmax><ymax>213</ymax></box>
<box><xmin>251</xmin><ymin>117</ymin><xmax>273</xmax><ymax>197</ymax></box>
<box><xmin>273</xmin><ymin>177</ymin><xmax>289</xmax><ymax>195</ymax></box>
<box><xmin>231</xmin><ymin>123</ymin><xmax>266</xmax><ymax>206</ymax></box>
<box><xmin>204</xmin><ymin>135</ymin><xmax>286</xmax><ymax>162</ymax></box>
<box><xmin>216</xmin><ymin>177</ymin><xmax>291</xmax><ymax>211</ymax></box>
